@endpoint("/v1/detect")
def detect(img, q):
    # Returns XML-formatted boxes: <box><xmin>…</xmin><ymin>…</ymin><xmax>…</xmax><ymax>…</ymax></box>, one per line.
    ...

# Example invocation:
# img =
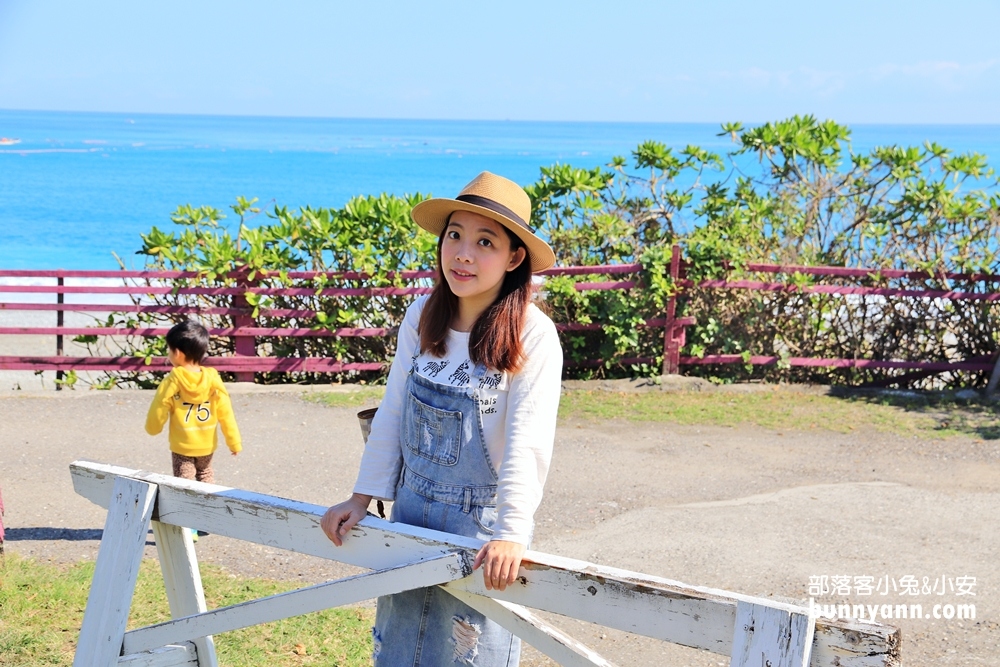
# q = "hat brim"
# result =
<box><xmin>411</xmin><ymin>198</ymin><xmax>556</xmax><ymax>273</ymax></box>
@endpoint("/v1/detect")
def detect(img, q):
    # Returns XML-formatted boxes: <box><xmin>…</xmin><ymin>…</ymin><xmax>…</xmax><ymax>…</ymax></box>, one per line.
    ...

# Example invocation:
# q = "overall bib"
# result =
<box><xmin>372</xmin><ymin>356</ymin><xmax>521</xmax><ymax>666</ymax></box>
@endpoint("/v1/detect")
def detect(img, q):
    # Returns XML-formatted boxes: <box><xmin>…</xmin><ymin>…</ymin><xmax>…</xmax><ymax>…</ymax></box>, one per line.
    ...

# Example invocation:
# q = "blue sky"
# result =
<box><xmin>0</xmin><ymin>0</ymin><xmax>998</xmax><ymax>123</ymax></box>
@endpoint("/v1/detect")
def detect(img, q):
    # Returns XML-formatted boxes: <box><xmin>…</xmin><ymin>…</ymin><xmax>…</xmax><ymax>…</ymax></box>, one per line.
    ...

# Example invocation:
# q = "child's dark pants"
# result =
<box><xmin>171</xmin><ymin>453</ymin><xmax>215</xmax><ymax>484</ymax></box>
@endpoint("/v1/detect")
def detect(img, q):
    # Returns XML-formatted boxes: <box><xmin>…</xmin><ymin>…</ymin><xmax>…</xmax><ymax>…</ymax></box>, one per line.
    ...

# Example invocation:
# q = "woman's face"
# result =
<box><xmin>441</xmin><ymin>210</ymin><xmax>526</xmax><ymax>303</ymax></box>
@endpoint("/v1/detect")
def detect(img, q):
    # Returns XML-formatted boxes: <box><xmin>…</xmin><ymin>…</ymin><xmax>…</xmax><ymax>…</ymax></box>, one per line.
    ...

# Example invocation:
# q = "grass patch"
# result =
<box><xmin>0</xmin><ymin>553</ymin><xmax>373</xmax><ymax>666</ymax></box>
<box><xmin>558</xmin><ymin>389</ymin><xmax>1000</xmax><ymax>440</ymax></box>
<box><xmin>304</xmin><ymin>387</ymin><xmax>385</xmax><ymax>409</ymax></box>
<box><xmin>304</xmin><ymin>382</ymin><xmax>1000</xmax><ymax>440</ymax></box>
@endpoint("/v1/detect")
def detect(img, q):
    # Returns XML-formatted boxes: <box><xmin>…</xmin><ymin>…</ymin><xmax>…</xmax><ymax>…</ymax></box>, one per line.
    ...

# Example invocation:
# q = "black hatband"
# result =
<box><xmin>455</xmin><ymin>194</ymin><xmax>534</xmax><ymax>234</ymax></box>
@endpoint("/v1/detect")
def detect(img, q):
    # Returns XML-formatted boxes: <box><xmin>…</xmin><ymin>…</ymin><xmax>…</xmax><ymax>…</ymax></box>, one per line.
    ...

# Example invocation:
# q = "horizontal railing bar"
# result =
<box><xmin>556</xmin><ymin>318</ymin><xmax>667</xmax><ymax>332</ymax></box>
<box><xmin>6</xmin><ymin>262</ymin><xmax>1000</xmax><ymax>283</ymax></box>
<box><xmin>575</xmin><ymin>280</ymin><xmax>636</xmax><ymax>292</ymax></box>
<box><xmin>679</xmin><ymin>355</ymin><xmax>994</xmax><ymax>372</ymax></box>
<box><xmin>690</xmin><ymin>279</ymin><xmax>1000</xmax><ymax>301</ymax></box>
<box><xmin>0</xmin><ymin>302</ymin><xmax>386</xmax><ymax>319</ymax></box>
<box><xmin>743</xmin><ymin>262</ymin><xmax>1000</xmax><ymax>282</ymax></box>
<box><xmin>0</xmin><ymin>326</ymin><xmax>391</xmax><ymax>338</ymax></box>
<box><xmin>538</xmin><ymin>264</ymin><xmax>642</xmax><ymax>276</ymax></box>
<box><xmin>0</xmin><ymin>302</ymin><xmax>244</xmax><ymax>314</ymax></box>
<box><xmin>14</xmin><ymin>353</ymin><xmax>987</xmax><ymax>374</ymax></box>
<box><xmin>0</xmin><ymin>264</ymin><xmax>641</xmax><ymax>281</ymax></box>
<box><xmin>0</xmin><ymin>320</ymin><xmax>676</xmax><ymax>337</ymax></box>
<box><xmin>0</xmin><ymin>356</ymin><xmax>385</xmax><ymax>372</ymax></box>
<box><xmin>0</xmin><ymin>285</ymin><xmax>437</xmax><ymax>296</ymax></box>
<box><xmin>122</xmin><ymin>552</ymin><xmax>471</xmax><ymax>656</ymax></box>
<box><xmin>564</xmin><ymin>356</ymin><xmax>656</xmax><ymax>369</ymax></box>
<box><xmin>0</xmin><ymin>281</ymin><xmax>640</xmax><ymax>296</ymax></box>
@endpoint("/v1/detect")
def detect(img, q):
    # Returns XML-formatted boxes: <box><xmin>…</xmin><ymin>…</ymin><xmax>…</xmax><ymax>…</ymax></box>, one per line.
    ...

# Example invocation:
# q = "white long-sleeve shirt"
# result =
<box><xmin>353</xmin><ymin>295</ymin><xmax>563</xmax><ymax>544</ymax></box>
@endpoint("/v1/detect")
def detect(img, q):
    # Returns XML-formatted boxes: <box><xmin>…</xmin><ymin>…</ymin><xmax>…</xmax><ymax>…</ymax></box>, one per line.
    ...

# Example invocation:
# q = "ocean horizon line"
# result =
<box><xmin>4</xmin><ymin>107</ymin><xmax>1000</xmax><ymax>129</ymax></box>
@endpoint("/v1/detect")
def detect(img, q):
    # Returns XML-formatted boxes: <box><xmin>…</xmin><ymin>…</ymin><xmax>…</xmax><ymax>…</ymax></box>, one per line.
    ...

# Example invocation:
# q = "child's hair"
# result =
<box><xmin>419</xmin><ymin>225</ymin><xmax>533</xmax><ymax>373</ymax></box>
<box><xmin>166</xmin><ymin>320</ymin><xmax>210</xmax><ymax>364</ymax></box>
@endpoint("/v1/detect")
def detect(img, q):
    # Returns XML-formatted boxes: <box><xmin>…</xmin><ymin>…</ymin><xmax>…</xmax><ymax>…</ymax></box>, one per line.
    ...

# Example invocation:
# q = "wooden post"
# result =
<box><xmin>151</xmin><ymin>521</ymin><xmax>218</xmax><ymax>666</ymax></box>
<box><xmin>74</xmin><ymin>477</ymin><xmax>157</xmax><ymax>667</ymax></box>
<box><xmin>231</xmin><ymin>271</ymin><xmax>255</xmax><ymax>383</ymax></box>
<box><xmin>985</xmin><ymin>352</ymin><xmax>1000</xmax><ymax>398</ymax></box>
<box><xmin>55</xmin><ymin>276</ymin><xmax>64</xmax><ymax>390</ymax></box>
<box><xmin>662</xmin><ymin>244</ymin><xmax>682</xmax><ymax>376</ymax></box>
<box><xmin>729</xmin><ymin>601</ymin><xmax>814</xmax><ymax>667</ymax></box>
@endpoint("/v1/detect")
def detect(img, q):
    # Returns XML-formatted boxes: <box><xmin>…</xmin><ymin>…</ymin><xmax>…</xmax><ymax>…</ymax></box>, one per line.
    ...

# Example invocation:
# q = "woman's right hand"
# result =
<box><xmin>321</xmin><ymin>493</ymin><xmax>372</xmax><ymax>546</ymax></box>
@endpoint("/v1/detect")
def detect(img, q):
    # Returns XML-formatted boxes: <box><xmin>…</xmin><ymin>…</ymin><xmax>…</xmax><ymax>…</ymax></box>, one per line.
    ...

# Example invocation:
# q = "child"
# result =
<box><xmin>145</xmin><ymin>320</ymin><xmax>242</xmax><ymax>490</ymax></box>
<box><xmin>321</xmin><ymin>172</ymin><xmax>563</xmax><ymax>666</ymax></box>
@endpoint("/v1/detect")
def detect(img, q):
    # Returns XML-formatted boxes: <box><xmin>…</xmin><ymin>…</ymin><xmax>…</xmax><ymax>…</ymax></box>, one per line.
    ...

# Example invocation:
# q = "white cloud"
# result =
<box><xmin>870</xmin><ymin>59</ymin><xmax>999</xmax><ymax>91</ymax></box>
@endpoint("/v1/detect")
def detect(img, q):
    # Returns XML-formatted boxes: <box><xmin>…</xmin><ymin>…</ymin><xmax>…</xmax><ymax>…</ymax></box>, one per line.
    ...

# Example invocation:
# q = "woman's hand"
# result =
<box><xmin>321</xmin><ymin>493</ymin><xmax>372</xmax><ymax>546</ymax></box>
<box><xmin>472</xmin><ymin>540</ymin><xmax>526</xmax><ymax>591</ymax></box>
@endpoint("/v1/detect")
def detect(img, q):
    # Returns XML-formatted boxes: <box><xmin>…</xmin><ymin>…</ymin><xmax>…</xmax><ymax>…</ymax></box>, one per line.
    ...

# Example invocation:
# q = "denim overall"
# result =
<box><xmin>372</xmin><ymin>355</ymin><xmax>520</xmax><ymax>666</ymax></box>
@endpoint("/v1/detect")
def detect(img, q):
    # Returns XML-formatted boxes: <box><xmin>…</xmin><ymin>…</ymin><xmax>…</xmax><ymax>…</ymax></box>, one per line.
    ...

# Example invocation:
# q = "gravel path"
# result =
<box><xmin>1</xmin><ymin>383</ymin><xmax>997</xmax><ymax>666</ymax></box>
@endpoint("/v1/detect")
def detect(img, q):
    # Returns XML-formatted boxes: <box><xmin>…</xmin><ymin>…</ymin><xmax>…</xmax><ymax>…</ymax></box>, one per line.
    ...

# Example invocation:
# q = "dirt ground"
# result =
<box><xmin>0</xmin><ymin>383</ymin><xmax>997</xmax><ymax>666</ymax></box>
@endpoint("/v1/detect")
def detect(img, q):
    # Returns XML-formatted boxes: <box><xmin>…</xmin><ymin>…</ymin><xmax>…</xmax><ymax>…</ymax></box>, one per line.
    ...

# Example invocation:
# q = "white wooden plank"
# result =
<box><xmin>74</xmin><ymin>477</ymin><xmax>157</xmax><ymax>667</ymax></box>
<box><xmin>70</xmin><ymin>461</ymin><xmax>900</xmax><ymax>667</ymax></box>
<box><xmin>730</xmin><ymin>601</ymin><xmax>814</xmax><ymax>667</ymax></box>
<box><xmin>118</xmin><ymin>643</ymin><xmax>198</xmax><ymax>666</ymax></box>
<box><xmin>151</xmin><ymin>521</ymin><xmax>217</xmax><ymax>667</ymax></box>
<box><xmin>445</xmin><ymin>588</ymin><xmax>617</xmax><ymax>667</ymax></box>
<box><xmin>123</xmin><ymin>551</ymin><xmax>471</xmax><ymax>655</ymax></box>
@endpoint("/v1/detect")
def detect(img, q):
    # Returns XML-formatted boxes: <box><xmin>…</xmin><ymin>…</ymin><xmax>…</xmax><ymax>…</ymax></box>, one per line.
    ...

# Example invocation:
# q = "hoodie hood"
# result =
<box><xmin>170</xmin><ymin>366</ymin><xmax>218</xmax><ymax>403</ymax></box>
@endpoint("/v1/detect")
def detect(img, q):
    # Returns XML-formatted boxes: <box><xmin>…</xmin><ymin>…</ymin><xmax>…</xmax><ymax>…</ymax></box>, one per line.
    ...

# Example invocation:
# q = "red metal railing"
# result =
<box><xmin>3</xmin><ymin>248</ymin><xmax>999</xmax><ymax>383</ymax></box>
<box><xmin>0</xmin><ymin>264</ymin><xmax>658</xmax><ymax>382</ymax></box>
<box><xmin>673</xmin><ymin>259</ymin><xmax>1000</xmax><ymax>379</ymax></box>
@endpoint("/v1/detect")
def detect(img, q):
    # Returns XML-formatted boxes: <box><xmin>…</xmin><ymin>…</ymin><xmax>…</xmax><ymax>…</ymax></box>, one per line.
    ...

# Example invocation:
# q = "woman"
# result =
<box><xmin>322</xmin><ymin>171</ymin><xmax>562</xmax><ymax>666</ymax></box>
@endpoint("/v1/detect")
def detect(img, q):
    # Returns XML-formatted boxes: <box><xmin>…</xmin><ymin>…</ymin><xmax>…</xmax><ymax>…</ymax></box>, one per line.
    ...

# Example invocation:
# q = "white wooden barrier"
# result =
<box><xmin>70</xmin><ymin>460</ymin><xmax>901</xmax><ymax>667</ymax></box>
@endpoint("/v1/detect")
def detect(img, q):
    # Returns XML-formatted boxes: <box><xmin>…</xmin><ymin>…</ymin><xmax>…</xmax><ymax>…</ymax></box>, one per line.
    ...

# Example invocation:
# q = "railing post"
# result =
<box><xmin>231</xmin><ymin>271</ymin><xmax>256</xmax><ymax>383</ymax></box>
<box><xmin>662</xmin><ymin>244</ymin><xmax>682</xmax><ymax>376</ymax></box>
<box><xmin>55</xmin><ymin>275</ymin><xmax>64</xmax><ymax>390</ymax></box>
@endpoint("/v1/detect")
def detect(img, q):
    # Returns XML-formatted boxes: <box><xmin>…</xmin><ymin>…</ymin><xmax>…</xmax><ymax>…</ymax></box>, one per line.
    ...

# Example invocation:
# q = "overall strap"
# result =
<box><xmin>408</xmin><ymin>347</ymin><xmax>420</xmax><ymax>376</ymax></box>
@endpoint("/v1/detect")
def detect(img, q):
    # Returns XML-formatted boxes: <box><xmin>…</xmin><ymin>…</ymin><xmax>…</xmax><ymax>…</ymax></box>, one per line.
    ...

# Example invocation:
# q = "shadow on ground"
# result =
<box><xmin>4</xmin><ymin>527</ymin><xmax>104</xmax><ymax>541</ymax></box>
<box><xmin>828</xmin><ymin>386</ymin><xmax>1000</xmax><ymax>440</ymax></box>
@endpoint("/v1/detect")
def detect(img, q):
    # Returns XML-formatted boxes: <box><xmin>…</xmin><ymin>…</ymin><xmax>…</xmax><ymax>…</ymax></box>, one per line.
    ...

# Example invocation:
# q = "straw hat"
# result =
<box><xmin>411</xmin><ymin>171</ymin><xmax>556</xmax><ymax>272</ymax></box>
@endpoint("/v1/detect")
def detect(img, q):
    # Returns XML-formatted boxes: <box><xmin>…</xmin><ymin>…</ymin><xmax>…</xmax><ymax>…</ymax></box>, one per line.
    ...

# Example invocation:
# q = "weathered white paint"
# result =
<box><xmin>730</xmin><ymin>601</ymin><xmax>814</xmax><ymax>667</ymax></box>
<box><xmin>446</xmin><ymin>588</ymin><xmax>618</xmax><ymax>667</ymax></box>
<box><xmin>74</xmin><ymin>476</ymin><xmax>157</xmax><ymax>667</ymax></box>
<box><xmin>150</xmin><ymin>521</ymin><xmax>218</xmax><ymax>667</ymax></box>
<box><xmin>123</xmin><ymin>551</ymin><xmax>471</xmax><ymax>655</ymax></box>
<box><xmin>117</xmin><ymin>643</ymin><xmax>198</xmax><ymax>666</ymax></box>
<box><xmin>71</xmin><ymin>461</ymin><xmax>901</xmax><ymax>667</ymax></box>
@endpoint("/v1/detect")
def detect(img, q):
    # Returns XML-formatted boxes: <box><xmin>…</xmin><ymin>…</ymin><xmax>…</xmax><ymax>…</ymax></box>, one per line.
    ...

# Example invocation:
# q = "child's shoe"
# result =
<box><xmin>190</xmin><ymin>528</ymin><xmax>199</xmax><ymax>543</ymax></box>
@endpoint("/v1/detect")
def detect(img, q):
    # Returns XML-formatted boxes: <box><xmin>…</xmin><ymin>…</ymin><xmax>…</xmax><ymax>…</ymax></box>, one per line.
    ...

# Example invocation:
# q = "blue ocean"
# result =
<box><xmin>2</xmin><ymin>109</ymin><xmax>999</xmax><ymax>270</ymax></box>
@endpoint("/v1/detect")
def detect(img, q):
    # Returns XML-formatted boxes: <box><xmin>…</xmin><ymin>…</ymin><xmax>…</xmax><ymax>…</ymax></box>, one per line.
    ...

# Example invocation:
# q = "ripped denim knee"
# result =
<box><xmin>451</xmin><ymin>614</ymin><xmax>482</xmax><ymax>664</ymax></box>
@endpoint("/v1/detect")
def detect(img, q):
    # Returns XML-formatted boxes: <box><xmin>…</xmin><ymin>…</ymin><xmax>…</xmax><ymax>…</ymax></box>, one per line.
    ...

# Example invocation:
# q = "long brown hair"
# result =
<box><xmin>419</xmin><ymin>225</ymin><xmax>533</xmax><ymax>373</ymax></box>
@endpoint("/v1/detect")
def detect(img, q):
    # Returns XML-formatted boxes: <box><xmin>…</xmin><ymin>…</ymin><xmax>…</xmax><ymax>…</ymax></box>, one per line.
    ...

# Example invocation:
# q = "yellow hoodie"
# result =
<box><xmin>145</xmin><ymin>366</ymin><xmax>242</xmax><ymax>457</ymax></box>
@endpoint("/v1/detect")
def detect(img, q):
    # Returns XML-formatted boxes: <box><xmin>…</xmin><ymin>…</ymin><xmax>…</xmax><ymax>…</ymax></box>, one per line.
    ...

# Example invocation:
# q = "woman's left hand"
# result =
<box><xmin>472</xmin><ymin>540</ymin><xmax>526</xmax><ymax>591</ymax></box>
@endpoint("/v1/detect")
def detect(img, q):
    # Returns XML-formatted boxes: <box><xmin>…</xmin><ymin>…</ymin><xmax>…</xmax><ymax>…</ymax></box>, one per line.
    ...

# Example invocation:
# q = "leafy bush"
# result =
<box><xmin>80</xmin><ymin>193</ymin><xmax>436</xmax><ymax>386</ymax></box>
<box><xmin>681</xmin><ymin>116</ymin><xmax>1000</xmax><ymax>386</ymax></box>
